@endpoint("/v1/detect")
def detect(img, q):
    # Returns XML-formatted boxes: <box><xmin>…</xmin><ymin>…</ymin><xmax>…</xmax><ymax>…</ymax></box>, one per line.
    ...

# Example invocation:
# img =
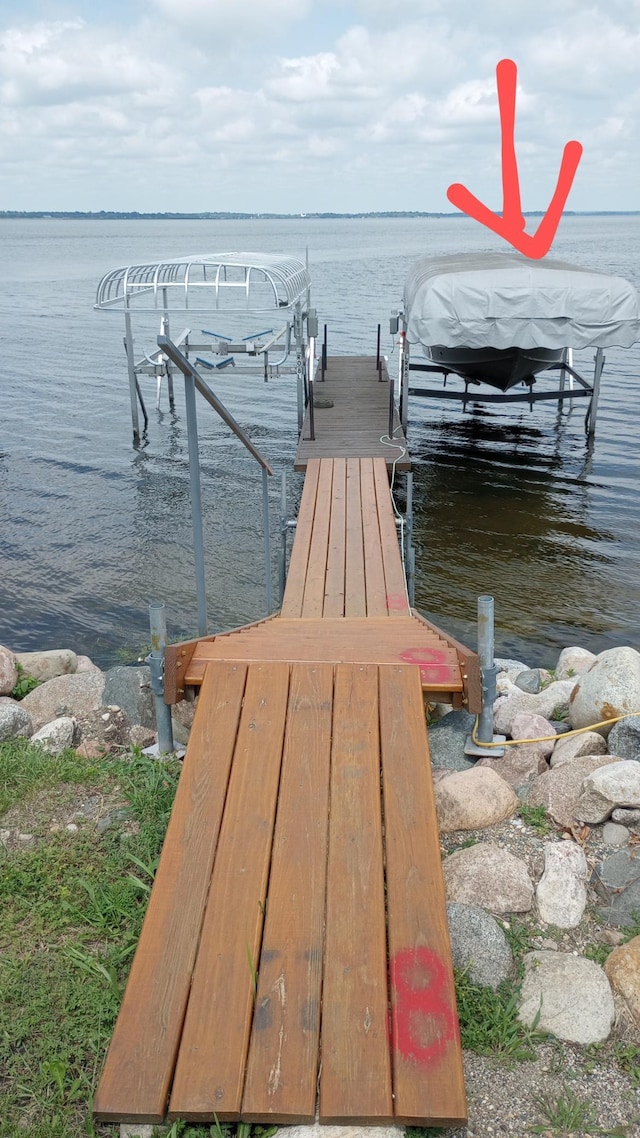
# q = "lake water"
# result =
<box><xmin>1</xmin><ymin>215</ymin><xmax>639</xmax><ymax>669</ymax></box>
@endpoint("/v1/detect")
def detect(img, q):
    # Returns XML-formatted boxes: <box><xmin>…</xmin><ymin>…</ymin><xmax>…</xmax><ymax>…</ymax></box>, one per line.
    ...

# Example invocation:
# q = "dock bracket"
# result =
<box><xmin>465</xmin><ymin>594</ymin><xmax>506</xmax><ymax>757</ymax></box>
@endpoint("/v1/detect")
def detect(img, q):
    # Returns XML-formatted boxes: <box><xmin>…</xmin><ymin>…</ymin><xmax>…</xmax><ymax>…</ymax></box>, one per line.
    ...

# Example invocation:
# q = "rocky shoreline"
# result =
<box><xmin>2</xmin><ymin>639</ymin><xmax>640</xmax><ymax>1136</ymax></box>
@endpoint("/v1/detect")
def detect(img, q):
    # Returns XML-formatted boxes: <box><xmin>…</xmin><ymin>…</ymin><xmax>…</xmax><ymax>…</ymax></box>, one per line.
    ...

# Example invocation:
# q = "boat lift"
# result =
<box><xmin>95</xmin><ymin>252</ymin><xmax>314</xmax><ymax>442</ymax></box>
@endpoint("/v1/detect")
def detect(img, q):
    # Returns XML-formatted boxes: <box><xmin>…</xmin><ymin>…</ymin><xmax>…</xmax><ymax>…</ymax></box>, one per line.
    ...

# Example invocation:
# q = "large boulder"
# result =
<box><xmin>518</xmin><ymin>951</ymin><xmax>615</xmax><ymax>1044</ymax></box>
<box><xmin>0</xmin><ymin>646</ymin><xmax>18</xmax><ymax>696</ymax></box>
<box><xmin>0</xmin><ymin>696</ymin><xmax>33</xmax><ymax>741</ymax></box>
<box><xmin>555</xmin><ymin>646</ymin><xmax>597</xmax><ymax>682</ymax></box>
<box><xmin>434</xmin><ymin>767</ymin><xmax>518</xmax><ymax>832</ymax></box>
<box><xmin>493</xmin><ymin>680</ymin><xmax>576</xmax><ymax>736</ymax></box>
<box><xmin>509</xmin><ymin>712</ymin><xmax>556</xmax><ymax>758</ymax></box>
<box><xmin>30</xmin><ymin>717</ymin><xmax>77</xmax><ymax>754</ymax></box>
<box><xmin>549</xmin><ymin>730</ymin><xmax>607</xmax><ymax>768</ymax></box>
<box><xmin>427</xmin><ymin>709</ymin><xmax>476</xmax><ymax>772</ymax></box>
<box><xmin>477</xmin><ymin>743</ymin><xmax>548</xmax><ymax>794</ymax></box>
<box><xmin>102</xmin><ymin>666</ymin><xmax>155</xmax><ymax>729</ymax></box>
<box><xmin>607</xmin><ymin>716</ymin><xmax>640</xmax><ymax>762</ymax></box>
<box><xmin>446</xmin><ymin>902</ymin><xmax>512</xmax><ymax>989</ymax></box>
<box><xmin>443</xmin><ymin>844</ymin><xmax>534</xmax><ymax>914</ymax></box>
<box><xmin>569</xmin><ymin>647</ymin><xmax>640</xmax><ymax>737</ymax></box>
<box><xmin>593</xmin><ymin>850</ymin><xmax>640</xmax><ymax>927</ymax></box>
<box><xmin>20</xmin><ymin>672</ymin><xmax>106</xmax><ymax>733</ymax></box>
<box><xmin>604</xmin><ymin>935</ymin><xmax>640</xmax><ymax>1025</ymax></box>
<box><xmin>14</xmin><ymin>649</ymin><xmax>78</xmax><ymax>682</ymax></box>
<box><xmin>575</xmin><ymin>761</ymin><xmax>640</xmax><ymax>823</ymax></box>
<box><xmin>536</xmin><ymin>842</ymin><xmax>588</xmax><ymax>928</ymax></box>
<box><xmin>527</xmin><ymin>754</ymin><xmax>620</xmax><ymax>829</ymax></box>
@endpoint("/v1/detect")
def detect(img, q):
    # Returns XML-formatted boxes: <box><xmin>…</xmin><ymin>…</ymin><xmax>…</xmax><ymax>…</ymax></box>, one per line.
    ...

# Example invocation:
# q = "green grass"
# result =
<box><xmin>530</xmin><ymin>1085</ymin><xmax>632</xmax><ymax>1135</ymax></box>
<box><xmin>518</xmin><ymin>803</ymin><xmax>552</xmax><ymax>836</ymax></box>
<box><xmin>454</xmin><ymin>969</ymin><xmax>545</xmax><ymax>1061</ymax></box>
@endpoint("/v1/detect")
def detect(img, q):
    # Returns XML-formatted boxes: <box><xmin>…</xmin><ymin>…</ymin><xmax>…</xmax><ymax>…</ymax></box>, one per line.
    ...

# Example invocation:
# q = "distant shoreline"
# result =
<box><xmin>1</xmin><ymin>210</ymin><xmax>639</xmax><ymax>221</ymax></box>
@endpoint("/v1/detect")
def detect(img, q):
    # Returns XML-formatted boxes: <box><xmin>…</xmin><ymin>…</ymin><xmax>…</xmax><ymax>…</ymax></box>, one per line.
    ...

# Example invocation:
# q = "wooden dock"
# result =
<box><xmin>94</xmin><ymin>362</ymin><xmax>478</xmax><ymax>1130</ymax></box>
<box><xmin>295</xmin><ymin>357</ymin><xmax>410</xmax><ymax>471</ymax></box>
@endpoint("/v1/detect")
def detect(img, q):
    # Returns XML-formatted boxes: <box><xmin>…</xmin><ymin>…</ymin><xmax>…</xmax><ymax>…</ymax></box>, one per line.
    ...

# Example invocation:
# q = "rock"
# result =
<box><xmin>20</xmin><ymin>672</ymin><xmax>106</xmax><ymax>732</ymax></box>
<box><xmin>446</xmin><ymin>902</ymin><xmax>513</xmax><ymax>989</ymax></box>
<box><xmin>607</xmin><ymin>715</ymin><xmax>640</xmax><ymax>762</ymax></box>
<box><xmin>76</xmin><ymin>738</ymin><xmax>107</xmax><ymax>759</ymax></box>
<box><xmin>0</xmin><ymin>646</ymin><xmax>18</xmax><ymax>695</ymax></box>
<box><xmin>510</xmin><ymin>712</ymin><xmax>556</xmax><ymax>758</ymax></box>
<box><xmin>493</xmin><ymin>680</ymin><xmax>576</xmax><ymax>736</ymax></box>
<box><xmin>549</xmin><ymin>730</ymin><xmax>607</xmax><ymax>768</ymax></box>
<box><xmin>171</xmin><ymin>717</ymin><xmax>191</xmax><ymax>747</ymax></box>
<box><xmin>569</xmin><ymin>646</ymin><xmax>640</xmax><ymax>737</ymax></box>
<box><xmin>593</xmin><ymin>850</ymin><xmax>640</xmax><ymax>927</ymax></box>
<box><xmin>495</xmin><ymin>657</ymin><xmax>530</xmax><ymax>675</ymax></box>
<box><xmin>434</xmin><ymin>767</ymin><xmax>519</xmax><ymax>832</ymax></box>
<box><xmin>527</xmin><ymin>754</ymin><xmax>620</xmax><ymax>829</ymax></box>
<box><xmin>575</xmin><ymin>761</ymin><xmax>640</xmax><ymax>824</ymax></box>
<box><xmin>514</xmin><ymin>669</ymin><xmax>542</xmax><ymax>695</ymax></box>
<box><xmin>30</xmin><ymin>716</ymin><xmax>77</xmax><ymax>754</ymax></box>
<box><xmin>536</xmin><ymin>841</ymin><xmax>588</xmax><ymax>928</ymax></box>
<box><xmin>518</xmin><ymin>951</ymin><xmax>615</xmax><ymax>1044</ymax></box>
<box><xmin>0</xmin><ymin>696</ymin><xmax>33</xmax><ymax>740</ymax></box>
<box><xmin>76</xmin><ymin>654</ymin><xmax>102</xmax><ymax>674</ymax></box>
<box><xmin>102</xmin><ymin>666</ymin><xmax>155</xmax><ymax>729</ymax></box>
<box><xmin>427</xmin><ymin>709</ymin><xmax>476</xmax><ymax>772</ymax></box>
<box><xmin>443</xmin><ymin>844</ymin><xmax>534</xmax><ymax>914</ymax></box>
<box><xmin>612</xmin><ymin>807</ymin><xmax>640</xmax><ymax>825</ymax></box>
<box><xmin>129</xmin><ymin>725</ymin><xmax>156</xmax><ymax>749</ymax></box>
<box><xmin>555</xmin><ymin>646</ymin><xmax>597</xmax><ymax>682</ymax></box>
<box><xmin>602</xmin><ymin>821</ymin><xmax>631</xmax><ymax>846</ymax></box>
<box><xmin>604</xmin><ymin>935</ymin><xmax>640</xmax><ymax>1025</ymax></box>
<box><xmin>173</xmin><ymin>699</ymin><xmax>197</xmax><ymax>730</ymax></box>
<box><xmin>14</xmin><ymin>649</ymin><xmax>77</xmax><ymax>682</ymax></box>
<box><xmin>476</xmin><ymin>743</ymin><xmax>548</xmax><ymax>794</ymax></box>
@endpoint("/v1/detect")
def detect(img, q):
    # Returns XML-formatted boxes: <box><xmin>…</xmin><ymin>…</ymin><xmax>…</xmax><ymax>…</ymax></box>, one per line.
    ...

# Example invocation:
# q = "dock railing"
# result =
<box><xmin>157</xmin><ymin>335</ymin><xmax>275</xmax><ymax>633</ymax></box>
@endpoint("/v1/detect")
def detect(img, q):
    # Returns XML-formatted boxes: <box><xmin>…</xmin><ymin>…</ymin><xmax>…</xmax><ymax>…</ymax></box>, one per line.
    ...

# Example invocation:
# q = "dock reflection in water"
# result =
<box><xmin>409</xmin><ymin>403</ymin><xmax>634</xmax><ymax>667</ymax></box>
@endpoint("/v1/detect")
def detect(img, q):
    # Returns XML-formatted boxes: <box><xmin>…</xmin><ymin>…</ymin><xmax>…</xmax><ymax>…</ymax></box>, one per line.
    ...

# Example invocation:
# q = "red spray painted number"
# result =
<box><xmin>399</xmin><ymin>646</ymin><xmax>451</xmax><ymax>685</ymax></box>
<box><xmin>447</xmin><ymin>59</ymin><xmax>583</xmax><ymax>259</ymax></box>
<box><xmin>391</xmin><ymin>948</ymin><xmax>457</xmax><ymax>1065</ymax></box>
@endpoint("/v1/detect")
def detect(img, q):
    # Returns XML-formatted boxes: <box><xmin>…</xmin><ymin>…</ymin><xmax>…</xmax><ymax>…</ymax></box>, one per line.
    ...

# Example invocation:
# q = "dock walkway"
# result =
<box><xmin>94</xmin><ymin>363</ymin><xmax>478</xmax><ymax>1130</ymax></box>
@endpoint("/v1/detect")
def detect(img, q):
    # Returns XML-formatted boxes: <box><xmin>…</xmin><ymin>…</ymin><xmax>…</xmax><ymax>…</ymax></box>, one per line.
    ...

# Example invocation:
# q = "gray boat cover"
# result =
<box><xmin>404</xmin><ymin>252</ymin><xmax>640</xmax><ymax>351</ymax></box>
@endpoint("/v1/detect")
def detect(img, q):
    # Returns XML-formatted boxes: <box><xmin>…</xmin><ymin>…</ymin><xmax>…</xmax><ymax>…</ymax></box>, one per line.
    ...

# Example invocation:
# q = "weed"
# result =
<box><xmin>519</xmin><ymin>803</ymin><xmax>552</xmax><ymax>836</ymax></box>
<box><xmin>9</xmin><ymin>661</ymin><xmax>40</xmax><ymax>700</ymax></box>
<box><xmin>530</xmin><ymin>1083</ymin><xmax>633</xmax><ymax>1133</ymax></box>
<box><xmin>584</xmin><ymin>941</ymin><xmax>612</xmax><ymax>966</ymax></box>
<box><xmin>499</xmin><ymin>918</ymin><xmax>539</xmax><ymax>961</ymax></box>
<box><xmin>613</xmin><ymin>1042</ymin><xmax>640</xmax><ymax>1087</ymax></box>
<box><xmin>622</xmin><ymin>911</ymin><xmax>640</xmax><ymax>943</ymax></box>
<box><xmin>454</xmin><ymin>969</ymin><xmax>545</xmax><ymax>1061</ymax></box>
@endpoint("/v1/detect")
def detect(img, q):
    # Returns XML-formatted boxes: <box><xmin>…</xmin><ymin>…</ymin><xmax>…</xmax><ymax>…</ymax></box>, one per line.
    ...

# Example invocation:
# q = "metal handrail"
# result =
<box><xmin>157</xmin><ymin>336</ymin><xmax>273</xmax><ymax>475</ymax></box>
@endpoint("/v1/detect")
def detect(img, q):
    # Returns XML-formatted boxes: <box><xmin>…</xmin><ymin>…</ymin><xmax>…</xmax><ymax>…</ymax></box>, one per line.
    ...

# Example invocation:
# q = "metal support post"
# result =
<box><xmin>388</xmin><ymin>372</ymin><xmax>395</xmax><ymax>439</ymax></box>
<box><xmin>183</xmin><ymin>370</ymin><xmax>208</xmax><ymax>636</ymax></box>
<box><xmin>262</xmin><ymin>466</ymin><xmax>272</xmax><ymax>614</ymax></box>
<box><xmin>124</xmin><ymin>309</ymin><xmax>141</xmax><ymax>440</ymax></box>
<box><xmin>161</xmin><ymin>296</ymin><xmax>175</xmax><ymax>410</ymax></box>
<box><xmin>307</xmin><ymin>335</ymin><xmax>316</xmax><ymax>440</ymax></box>
<box><xmin>279</xmin><ymin>471</ymin><xmax>287</xmax><ymax>603</ymax></box>
<box><xmin>146</xmin><ymin>602</ymin><xmax>175</xmax><ymax>755</ymax></box>
<box><xmin>376</xmin><ymin>323</ymin><xmax>381</xmax><ymax>372</ymax></box>
<box><xmin>399</xmin><ymin>329</ymin><xmax>410</xmax><ymax>436</ymax></box>
<box><xmin>322</xmin><ymin>324</ymin><xmax>327</xmax><ymax>378</ymax></box>
<box><xmin>464</xmin><ymin>594</ymin><xmax>506</xmax><ymax>757</ymax></box>
<box><xmin>586</xmin><ymin>347</ymin><xmax>605</xmax><ymax>440</ymax></box>
<box><xmin>405</xmin><ymin>472</ymin><xmax>415</xmax><ymax>607</ymax></box>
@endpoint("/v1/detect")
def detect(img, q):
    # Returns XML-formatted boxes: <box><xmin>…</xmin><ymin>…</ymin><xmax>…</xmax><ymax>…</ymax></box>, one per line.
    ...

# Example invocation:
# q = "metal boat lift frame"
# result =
<box><xmin>394</xmin><ymin>319</ymin><xmax>606</xmax><ymax>440</ymax></box>
<box><xmin>95</xmin><ymin>252</ymin><xmax>314</xmax><ymax>442</ymax></box>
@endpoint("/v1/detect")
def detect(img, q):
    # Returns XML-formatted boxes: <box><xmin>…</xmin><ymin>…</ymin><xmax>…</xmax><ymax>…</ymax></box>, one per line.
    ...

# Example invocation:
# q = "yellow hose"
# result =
<box><xmin>471</xmin><ymin>712</ymin><xmax>640</xmax><ymax>749</ymax></box>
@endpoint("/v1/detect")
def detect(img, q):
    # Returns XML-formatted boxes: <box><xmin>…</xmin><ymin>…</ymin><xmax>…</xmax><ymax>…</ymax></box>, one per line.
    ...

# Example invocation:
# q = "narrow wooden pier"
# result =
<box><xmin>295</xmin><ymin>356</ymin><xmax>410</xmax><ymax>471</ymax></box>
<box><xmin>94</xmin><ymin>359</ymin><xmax>478</xmax><ymax>1130</ymax></box>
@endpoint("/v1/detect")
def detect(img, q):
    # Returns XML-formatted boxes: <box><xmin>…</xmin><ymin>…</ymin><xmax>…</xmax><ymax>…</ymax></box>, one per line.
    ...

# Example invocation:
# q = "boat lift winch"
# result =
<box><xmin>95</xmin><ymin>252</ymin><xmax>314</xmax><ymax>442</ymax></box>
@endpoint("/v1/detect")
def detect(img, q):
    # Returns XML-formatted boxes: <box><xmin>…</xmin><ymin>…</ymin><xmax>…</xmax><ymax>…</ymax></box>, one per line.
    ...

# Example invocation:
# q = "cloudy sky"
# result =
<box><xmin>0</xmin><ymin>0</ymin><xmax>638</xmax><ymax>213</ymax></box>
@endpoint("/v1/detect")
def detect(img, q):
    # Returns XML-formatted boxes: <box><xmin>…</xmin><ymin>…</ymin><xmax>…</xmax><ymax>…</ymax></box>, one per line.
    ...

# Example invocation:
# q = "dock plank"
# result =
<box><xmin>242</xmin><ymin>664</ymin><xmax>334</xmax><ymax>1123</ymax></box>
<box><xmin>373</xmin><ymin>457</ymin><xmax>410</xmax><ymax>616</ymax></box>
<box><xmin>359</xmin><ymin>458</ymin><xmax>389</xmax><ymax>616</ymax></box>
<box><xmin>379</xmin><ymin>666</ymin><xmax>466</xmax><ymax>1126</ymax></box>
<box><xmin>280</xmin><ymin>458</ymin><xmax>320</xmax><ymax>619</ymax></box>
<box><xmin>320</xmin><ymin>664</ymin><xmax>393</xmax><ymax>1123</ymax></box>
<box><xmin>168</xmin><ymin>664</ymin><xmax>290</xmax><ymax>1121</ymax></box>
<box><xmin>93</xmin><ymin>663</ymin><xmax>248</xmax><ymax>1123</ymax></box>
<box><xmin>323</xmin><ymin>457</ymin><xmax>347</xmax><ymax>616</ymax></box>
<box><xmin>301</xmin><ymin>458</ymin><xmax>334</xmax><ymax>617</ymax></box>
<box><xmin>344</xmin><ymin>456</ymin><xmax>366</xmax><ymax>617</ymax></box>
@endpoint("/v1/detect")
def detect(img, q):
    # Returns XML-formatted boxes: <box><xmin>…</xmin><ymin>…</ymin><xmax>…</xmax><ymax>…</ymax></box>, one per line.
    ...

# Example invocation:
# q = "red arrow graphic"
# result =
<box><xmin>446</xmin><ymin>59</ymin><xmax>583</xmax><ymax>259</ymax></box>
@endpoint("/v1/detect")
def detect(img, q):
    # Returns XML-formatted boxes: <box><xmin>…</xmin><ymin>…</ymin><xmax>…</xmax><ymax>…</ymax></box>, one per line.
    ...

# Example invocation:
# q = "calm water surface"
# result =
<box><xmin>1</xmin><ymin>216</ymin><xmax>639</xmax><ymax>667</ymax></box>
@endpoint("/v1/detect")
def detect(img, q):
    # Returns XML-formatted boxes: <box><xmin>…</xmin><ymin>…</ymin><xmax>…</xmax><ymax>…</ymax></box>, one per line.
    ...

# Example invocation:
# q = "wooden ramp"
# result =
<box><xmin>93</xmin><ymin>661</ymin><xmax>467</xmax><ymax>1127</ymax></box>
<box><xmin>295</xmin><ymin>358</ymin><xmax>410</xmax><ymax>472</ymax></box>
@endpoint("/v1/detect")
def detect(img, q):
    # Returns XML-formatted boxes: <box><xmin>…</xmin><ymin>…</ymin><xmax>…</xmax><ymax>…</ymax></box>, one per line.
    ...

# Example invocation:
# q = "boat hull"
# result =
<box><xmin>425</xmin><ymin>344</ymin><xmax>565</xmax><ymax>392</ymax></box>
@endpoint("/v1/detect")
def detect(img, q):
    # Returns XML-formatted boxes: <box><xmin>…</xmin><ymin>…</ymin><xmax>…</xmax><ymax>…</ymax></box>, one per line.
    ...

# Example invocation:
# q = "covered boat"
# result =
<box><xmin>403</xmin><ymin>251</ymin><xmax>640</xmax><ymax>392</ymax></box>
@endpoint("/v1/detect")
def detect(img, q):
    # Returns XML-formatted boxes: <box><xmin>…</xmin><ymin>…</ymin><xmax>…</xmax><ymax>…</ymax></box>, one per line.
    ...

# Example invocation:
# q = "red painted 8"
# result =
<box><xmin>391</xmin><ymin>947</ymin><xmax>456</xmax><ymax>1065</ymax></box>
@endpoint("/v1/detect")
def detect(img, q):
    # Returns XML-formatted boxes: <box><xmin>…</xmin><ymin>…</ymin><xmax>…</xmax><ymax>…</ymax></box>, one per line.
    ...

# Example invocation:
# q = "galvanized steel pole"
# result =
<box><xmin>147</xmin><ymin>602</ymin><xmax>175</xmax><ymax>755</ymax></box>
<box><xmin>183</xmin><ymin>370</ymin><xmax>208</xmax><ymax>636</ymax></box>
